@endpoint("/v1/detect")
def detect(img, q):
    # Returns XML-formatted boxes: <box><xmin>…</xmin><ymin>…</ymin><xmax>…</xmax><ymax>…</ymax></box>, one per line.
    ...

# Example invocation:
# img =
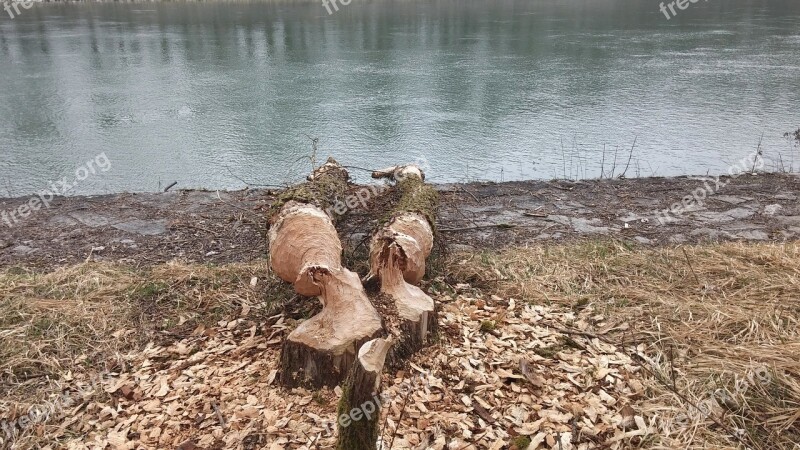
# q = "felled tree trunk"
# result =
<box><xmin>269</xmin><ymin>158</ymin><xmax>382</xmax><ymax>387</ymax></box>
<box><xmin>268</xmin><ymin>158</ymin><xmax>350</xmax><ymax>296</ymax></box>
<box><xmin>369</xmin><ymin>165</ymin><xmax>438</xmax><ymax>356</ymax></box>
<box><xmin>336</xmin><ymin>338</ymin><xmax>392</xmax><ymax>450</ymax></box>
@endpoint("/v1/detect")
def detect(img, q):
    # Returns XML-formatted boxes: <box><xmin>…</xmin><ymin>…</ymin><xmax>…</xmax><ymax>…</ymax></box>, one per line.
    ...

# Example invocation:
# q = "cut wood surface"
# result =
<box><xmin>267</xmin><ymin>202</ymin><xmax>341</xmax><ymax>297</ymax></box>
<box><xmin>280</xmin><ymin>267</ymin><xmax>382</xmax><ymax>388</ymax></box>
<box><xmin>267</xmin><ymin>158</ymin><xmax>350</xmax><ymax>296</ymax></box>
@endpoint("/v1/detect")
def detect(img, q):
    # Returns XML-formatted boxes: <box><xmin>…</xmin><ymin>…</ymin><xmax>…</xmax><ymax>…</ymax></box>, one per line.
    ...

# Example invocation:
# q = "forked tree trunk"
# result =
<box><xmin>368</xmin><ymin>165</ymin><xmax>438</xmax><ymax>357</ymax></box>
<box><xmin>336</xmin><ymin>338</ymin><xmax>392</xmax><ymax>450</ymax></box>
<box><xmin>269</xmin><ymin>158</ymin><xmax>382</xmax><ymax>387</ymax></box>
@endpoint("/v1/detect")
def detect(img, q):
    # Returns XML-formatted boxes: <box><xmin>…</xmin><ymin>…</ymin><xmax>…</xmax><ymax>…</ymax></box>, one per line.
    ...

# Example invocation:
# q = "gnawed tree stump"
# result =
<box><xmin>368</xmin><ymin>165</ymin><xmax>438</xmax><ymax>357</ymax></box>
<box><xmin>268</xmin><ymin>158</ymin><xmax>382</xmax><ymax>387</ymax></box>
<box><xmin>336</xmin><ymin>337</ymin><xmax>392</xmax><ymax>450</ymax></box>
<box><xmin>376</xmin><ymin>244</ymin><xmax>436</xmax><ymax>353</ymax></box>
<box><xmin>280</xmin><ymin>266</ymin><xmax>382</xmax><ymax>387</ymax></box>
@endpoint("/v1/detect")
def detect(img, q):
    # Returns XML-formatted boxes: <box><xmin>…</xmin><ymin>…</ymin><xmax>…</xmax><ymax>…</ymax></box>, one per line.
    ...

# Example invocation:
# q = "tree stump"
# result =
<box><xmin>336</xmin><ymin>337</ymin><xmax>392</xmax><ymax>450</ymax></box>
<box><xmin>280</xmin><ymin>267</ymin><xmax>382</xmax><ymax>388</ymax></box>
<box><xmin>268</xmin><ymin>157</ymin><xmax>350</xmax><ymax>296</ymax></box>
<box><xmin>268</xmin><ymin>158</ymin><xmax>383</xmax><ymax>387</ymax></box>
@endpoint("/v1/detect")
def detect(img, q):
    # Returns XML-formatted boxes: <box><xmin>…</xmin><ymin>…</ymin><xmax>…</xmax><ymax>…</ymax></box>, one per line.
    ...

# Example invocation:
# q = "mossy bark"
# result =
<box><xmin>267</xmin><ymin>157</ymin><xmax>350</xmax><ymax>226</ymax></box>
<box><xmin>336</xmin><ymin>338</ymin><xmax>392</xmax><ymax>450</ymax></box>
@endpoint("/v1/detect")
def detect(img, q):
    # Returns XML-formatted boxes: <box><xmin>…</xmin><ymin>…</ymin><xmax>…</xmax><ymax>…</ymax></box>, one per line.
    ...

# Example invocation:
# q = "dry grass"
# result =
<box><xmin>0</xmin><ymin>261</ymin><xmax>292</xmax><ymax>407</ymax></box>
<box><xmin>446</xmin><ymin>240</ymin><xmax>800</xmax><ymax>449</ymax></box>
<box><xmin>1</xmin><ymin>241</ymin><xmax>798</xmax><ymax>449</ymax></box>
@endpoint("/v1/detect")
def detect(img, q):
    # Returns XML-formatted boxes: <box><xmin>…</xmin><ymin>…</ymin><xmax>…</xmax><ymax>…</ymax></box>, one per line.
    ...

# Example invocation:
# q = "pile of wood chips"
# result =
<box><xmin>55</xmin><ymin>290</ymin><xmax>653</xmax><ymax>450</ymax></box>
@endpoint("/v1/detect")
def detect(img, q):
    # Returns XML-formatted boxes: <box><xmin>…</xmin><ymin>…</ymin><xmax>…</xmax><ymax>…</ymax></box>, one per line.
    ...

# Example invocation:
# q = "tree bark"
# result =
<box><xmin>269</xmin><ymin>158</ymin><xmax>383</xmax><ymax>388</ymax></box>
<box><xmin>368</xmin><ymin>165</ymin><xmax>438</xmax><ymax>357</ymax></box>
<box><xmin>336</xmin><ymin>338</ymin><xmax>392</xmax><ymax>450</ymax></box>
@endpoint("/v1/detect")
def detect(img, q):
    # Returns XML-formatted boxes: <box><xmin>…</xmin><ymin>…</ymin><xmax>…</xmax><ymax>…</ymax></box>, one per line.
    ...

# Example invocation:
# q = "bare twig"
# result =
<box><xmin>386</xmin><ymin>383</ymin><xmax>413</xmax><ymax>450</ymax></box>
<box><xmin>610</xmin><ymin>146</ymin><xmax>619</xmax><ymax>179</ymax></box>
<box><xmin>224</xmin><ymin>165</ymin><xmax>286</xmax><ymax>189</ymax></box>
<box><xmin>341</xmin><ymin>165</ymin><xmax>381</xmax><ymax>173</ymax></box>
<box><xmin>439</xmin><ymin>223</ymin><xmax>516</xmax><ymax>232</ymax></box>
<box><xmin>303</xmin><ymin>134</ymin><xmax>319</xmax><ymax>172</ymax></box>
<box><xmin>752</xmin><ymin>132</ymin><xmax>764</xmax><ymax>173</ymax></box>
<box><xmin>681</xmin><ymin>247</ymin><xmax>701</xmax><ymax>285</ymax></box>
<box><xmin>458</xmin><ymin>187</ymin><xmax>479</xmax><ymax>202</ymax></box>
<box><xmin>600</xmin><ymin>143</ymin><xmax>606</xmax><ymax>179</ymax></box>
<box><xmin>212</xmin><ymin>402</ymin><xmax>226</xmax><ymax>428</ymax></box>
<box><xmin>620</xmin><ymin>136</ymin><xmax>637</xmax><ymax>179</ymax></box>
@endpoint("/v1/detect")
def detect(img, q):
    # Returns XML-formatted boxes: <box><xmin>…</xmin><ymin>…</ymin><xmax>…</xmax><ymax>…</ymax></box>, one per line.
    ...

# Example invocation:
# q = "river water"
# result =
<box><xmin>1</xmin><ymin>0</ymin><xmax>799</xmax><ymax>195</ymax></box>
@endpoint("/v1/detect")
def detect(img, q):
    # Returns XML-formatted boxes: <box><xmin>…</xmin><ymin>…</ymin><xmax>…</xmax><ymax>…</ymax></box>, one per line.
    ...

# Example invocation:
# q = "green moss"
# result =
<box><xmin>375</xmin><ymin>175</ymin><xmax>438</xmax><ymax>235</ymax></box>
<box><xmin>390</xmin><ymin>176</ymin><xmax>439</xmax><ymax>231</ymax></box>
<box><xmin>534</xmin><ymin>343</ymin><xmax>564</xmax><ymax>358</ymax></box>
<box><xmin>312</xmin><ymin>391</ymin><xmax>327</xmax><ymax>406</ymax></box>
<box><xmin>511</xmin><ymin>435</ymin><xmax>531</xmax><ymax>449</ymax></box>
<box><xmin>267</xmin><ymin>158</ymin><xmax>350</xmax><ymax>223</ymax></box>
<box><xmin>573</xmin><ymin>297</ymin><xmax>590</xmax><ymax>311</ymax></box>
<box><xmin>130</xmin><ymin>281</ymin><xmax>170</xmax><ymax>300</ymax></box>
<box><xmin>480</xmin><ymin>320</ymin><xmax>496</xmax><ymax>332</ymax></box>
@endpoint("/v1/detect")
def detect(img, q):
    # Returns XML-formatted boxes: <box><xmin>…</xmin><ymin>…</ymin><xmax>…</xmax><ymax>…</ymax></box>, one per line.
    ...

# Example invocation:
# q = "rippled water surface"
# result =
<box><xmin>1</xmin><ymin>0</ymin><xmax>799</xmax><ymax>194</ymax></box>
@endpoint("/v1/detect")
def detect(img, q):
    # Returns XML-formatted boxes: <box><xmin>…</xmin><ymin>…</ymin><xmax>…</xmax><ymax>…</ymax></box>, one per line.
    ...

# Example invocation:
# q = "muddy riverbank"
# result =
<box><xmin>1</xmin><ymin>173</ymin><xmax>799</xmax><ymax>268</ymax></box>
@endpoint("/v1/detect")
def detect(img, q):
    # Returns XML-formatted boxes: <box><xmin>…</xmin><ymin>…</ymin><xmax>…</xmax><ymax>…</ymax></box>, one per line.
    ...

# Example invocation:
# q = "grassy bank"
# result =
<box><xmin>1</xmin><ymin>241</ymin><xmax>798</xmax><ymax>449</ymax></box>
